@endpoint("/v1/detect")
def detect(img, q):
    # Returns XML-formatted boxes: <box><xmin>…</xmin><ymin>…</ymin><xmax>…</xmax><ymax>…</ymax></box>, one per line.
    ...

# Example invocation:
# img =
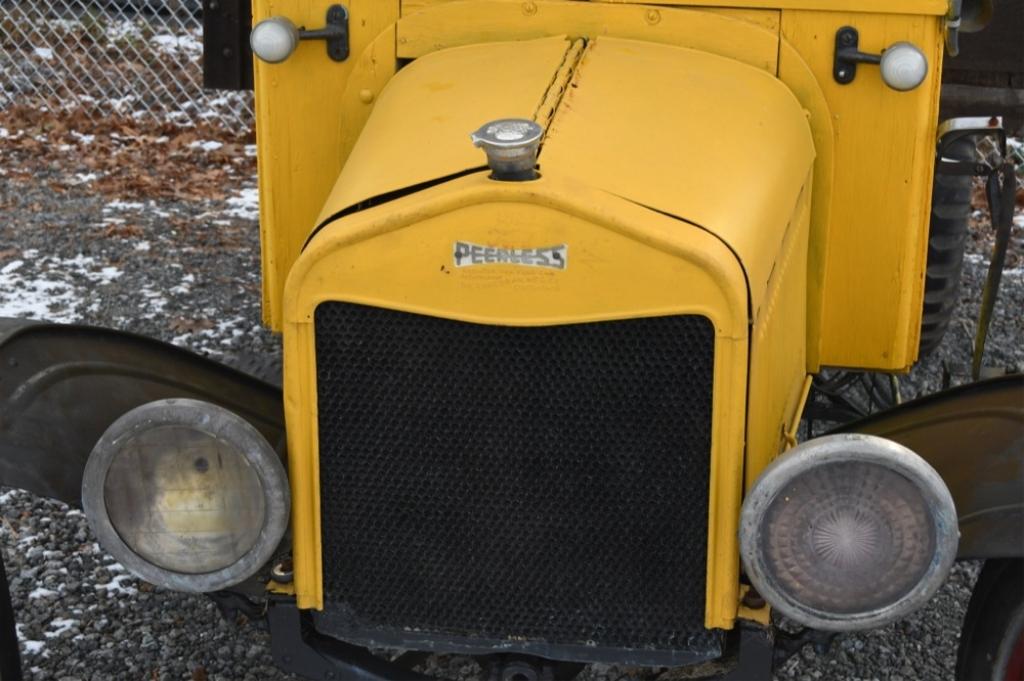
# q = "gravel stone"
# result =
<box><xmin>0</xmin><ymin>122</ymin><xmax>1020</xmax><ymax>680</ymax></box>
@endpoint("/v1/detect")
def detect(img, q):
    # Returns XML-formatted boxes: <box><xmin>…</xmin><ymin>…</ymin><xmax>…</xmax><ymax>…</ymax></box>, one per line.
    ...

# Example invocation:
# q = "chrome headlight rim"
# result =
<box><xmin>82</xmin><ymin>398</ymin><xmax>290</xmax><ymax>593</ymax></box>
<box><xmin>740</xmin><ymin>433</ymin><xmax>958</xmax><ymax>632</ymax></box>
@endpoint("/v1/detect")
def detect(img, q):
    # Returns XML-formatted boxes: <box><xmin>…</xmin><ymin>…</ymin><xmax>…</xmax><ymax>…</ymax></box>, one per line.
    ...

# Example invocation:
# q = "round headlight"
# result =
<box><xmin>250</xmin><ymin>16</ymin><xmax>300</xmax><ymax>64</ymax></box>
<box><xmin>879</xmin><ymin>42</ymin><xmax>928</xmax><ymax>91</ymax></box>
<box><xmin>740</xmin><ymin>434</ymin><xmax>957</xmax><ymax>631</ymax></box>
<box><xmin>82</xmin><ymin>399</ymin><xmax>289</xmax><ymax>593</ymax></box>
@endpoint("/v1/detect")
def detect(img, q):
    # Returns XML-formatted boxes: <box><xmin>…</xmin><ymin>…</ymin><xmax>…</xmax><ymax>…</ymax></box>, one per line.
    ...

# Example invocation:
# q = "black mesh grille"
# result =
<box><xmin>313</xmin><ymin>302</ymin><xmax>716</xmax><ymax>656</ymax></box>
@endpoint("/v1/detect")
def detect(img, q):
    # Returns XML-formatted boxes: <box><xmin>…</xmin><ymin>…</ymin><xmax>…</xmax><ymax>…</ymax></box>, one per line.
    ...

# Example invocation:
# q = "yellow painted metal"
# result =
<box><xmin>285</xmin><ymin>172</ymin><xmax>752</xmax><ymax>626</ymax></box>
<box><xmin>596</xmin><ymin>0</ymin><xmax>947</xmax><ymax>14</ymax></box>
<box><xmin>404</xmin><ymin>0</ymin><xmax>781</xmax><ymax>31</ymax></box>
<box><xmin>258</xmin><ymin>0</ymin><xmax>950</xmax><ymax>644</ymax></box>
<box><xmin>744</xmin><ymin>180</ymin><xmax>812</xmax><ymax>492</ymax></box>
<box><xmin>402</xmin><ymin>0</ymin><xmax>946</xmax><ymax>15</ymax></box>
<box><xmin>315</xmin><ymin>35</ymin><xmax>574</xmax><ymax>226</ymax></box>
<box><xmin>737</xmin><ymin>585</ymin><xmax>771</xmax><ymax>626</ymax></box>
<box><xmin>334</xmin><ymin>26</ymin><xmax>401</xmax><ymax>186</ymax></box>
<box><xmin>266</xmin><ymin>580</ymin><xmax>296</xmax><ymax>596</ymax></box>
<box><xmin>284</xmin><ymin>35</ymin><xmax>813</xmax><ymax>630</ymax></box>
<box><xmin>541</xmin><ymin>37</ymin><xmax>815</xmax><ymax>316</ymax></box>
<box><xmin>257</xmin><ymin>1</ymin><xmax>783</xmax><ymax>329</ymax></box>
<box><xmin>535</xmin><ymin>38</ymin><xmax>585</xmax><ymax>131</ymax></box>
<box><xmin>781</xmin><ymin>11</ymin><xmax>945</xmax><ymax>370</ymax></box>
<box><xmin>252</xmin><ymin>0</ymin><xmax>399</xmax><ymax>330</ymax></box>
<box><xmin>776</xmin><ymin>39</ymin><xmax>835</xmax><ymax>372</ymax></box>
<box><xmin>784</xmin><ymin>375</ymin><xmax>814</xmax><ymax>450</ymax></box>
<box><xmin>256</xmin><ymin>0</ymin><xmax>947</xmax><ymax>370</ymax></box>
<box><xmin>395</xmin><ymin>2</ymin><xmax>780</xmax><ymax>73</ymax></box>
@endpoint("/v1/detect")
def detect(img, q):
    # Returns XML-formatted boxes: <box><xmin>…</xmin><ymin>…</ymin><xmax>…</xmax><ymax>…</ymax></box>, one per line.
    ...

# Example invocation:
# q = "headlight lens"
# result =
<box><xmin>103</xmin><ymin>424</ymin><xmax>267</xmax><ymax>574</ymax></box>
<box><xmin>83</xmin><ymin>399</ymin><xmax>289</xmax><ymax>593</ymax></box>
<box><xmin>740</xmin><ymin>434</ymin><xmax>958</xmax><ymax>631</ymax></box>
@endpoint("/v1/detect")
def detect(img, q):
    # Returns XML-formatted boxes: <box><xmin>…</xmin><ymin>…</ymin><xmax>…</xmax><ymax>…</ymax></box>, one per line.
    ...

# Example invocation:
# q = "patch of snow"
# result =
<box><xmin>70</xmin><ymin>131</ymin><xmax>95</xmax><ymax>145</ymax></box>
<box><xmin>105</xmin><ymin>199</ymin><xmax>146</xmax><ymax>212</ymax></box>
<box><xmin>150</xmin><ymin>31</ymin><xmax>203</xmax><ymax>55</ymax></box>
<box><xmin>0</xmin><ymin>273</ymin><xmax>81</xmax><ymax>323</ymax></box>
<box><xmin>244</xmin><ymin>144</ymin><xmax>257</xmax><ymax>157</ymax></box>
<box><xmin>52</xmin><ymin>18</ymin><xmax>83</xmax><ymax>31</ymax></box>
<box><xmin>22</xmin><ymin>640</ymin><xmax>45</xmax><ymax>655</ymax></box>
<box><xmin>71</xmin><ymin>173</ymin><xmax>98</xmax><ymax>185</ymax></box>
<box><xmin>28</xmin><ymin>587</ymin><xmax>59</xmax><ymax>600</ymax></box>
<box><xmin>108</xmin><ymin>95</ymin><xmax>139</xmax><ymax>114</ymax></box>
<box><xmin>139</xmin><ymin>285</ymin><xmax>168</xmax><ymax>320</ymax></box>
<box><xmin>223</xmin><ymin>186</ymin><xmax>260</xmax><ymax>220</ymax></box>
<box><xmin>105</xmin><ymin>19</ymin><xmax>145</xmax><ymax>43</ymax></box>
<box><xmin>95</xmin><ymin>573</ymin><xmax>137</xmax><ymax>597</ymax></box>
<box><xmin>965</xmin><ymin>252</ymin><xmax>1024</xmax><ymax>277</ymax></box>
<box><xmin>32</xmin><ymin>47</ymin><xmax>54</xmax><ymax>60</ymax></box>
<box><xmin>1</xmin><ymin>260</ymin><xmax>23</xmax><ymax>275</ymax></box>
<box><xmin>134</xmin><ymin>240</ymin><xmax>151</xmax><ymax>252</ymax></box>
<box><xmin>174</xmin><ymin>315</ymin><xmax>251</xmax><ymax>354</ymax></box>
<box><xmin>0</xmin><ymin>127</ymin><xmax>9</xmax><ymax>138</ymax></box>
<box><xmin>97</xmin><ymin>267</ymin><xmax>121</xmax><ymax>283</ymax></box>
<box><xmin>168</xmin><ymin>273</ymin><xmax>195</xmax><ymax>296</ymax></box>
<box><xmin>17</xmin><ymin>624</ymin><xmax>49</xmax><ymax>659</ymax></box>
<box><xmin>43</xmin><ymin>618</ymin><xmax>77</xmax><ymax>638</ymax></box>
<box><xmin>189</xmin><ymin>140</ymin><xmax>224</xmax><ymax>152</ymax></box>
<box><xmin>0</xmin><ymin>254</ymin><xmax>123</xmax><ymax>322</ymax></box>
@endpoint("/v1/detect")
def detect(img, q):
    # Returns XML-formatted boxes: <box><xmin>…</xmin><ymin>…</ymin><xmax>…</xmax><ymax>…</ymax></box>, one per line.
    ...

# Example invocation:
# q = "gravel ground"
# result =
<box><xmin>0</xmin><ymin>112</ymin><xmax>1020</xmax><ymax>680</ymax></box>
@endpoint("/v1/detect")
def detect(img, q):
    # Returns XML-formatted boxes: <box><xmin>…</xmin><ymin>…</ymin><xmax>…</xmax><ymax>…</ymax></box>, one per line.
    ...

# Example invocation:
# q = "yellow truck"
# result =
<box><xmin>0</xmin><ymin>1</ymin><xmax>1021</xmax><ymax>679</ymax></box>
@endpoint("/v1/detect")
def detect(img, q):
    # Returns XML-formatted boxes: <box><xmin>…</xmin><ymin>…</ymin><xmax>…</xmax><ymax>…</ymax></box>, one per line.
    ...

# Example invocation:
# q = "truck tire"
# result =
<box><xmin>919</xmin><ymin>137</ymin><xmax>975</xmax><ymax>356</ymax></box>
<box><xmin>956</xmin><ymin>559</ymin><xmax>1024</xmax><ymax>681</ymax></box>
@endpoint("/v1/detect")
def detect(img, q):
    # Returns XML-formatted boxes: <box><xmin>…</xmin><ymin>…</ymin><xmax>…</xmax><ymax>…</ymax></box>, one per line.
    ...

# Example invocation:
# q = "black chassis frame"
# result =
<box><xmin>267</xmin><ymin>599</ymin><xmax>776</xmax><ymax>681</ymax></box>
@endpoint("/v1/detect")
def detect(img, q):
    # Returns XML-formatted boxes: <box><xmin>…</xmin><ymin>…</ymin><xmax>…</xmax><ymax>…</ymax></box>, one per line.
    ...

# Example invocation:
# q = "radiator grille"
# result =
<box><xmin>313</xmin><ymin>302</ymin><xmax>717</xmax><ymax>656</ymax></box>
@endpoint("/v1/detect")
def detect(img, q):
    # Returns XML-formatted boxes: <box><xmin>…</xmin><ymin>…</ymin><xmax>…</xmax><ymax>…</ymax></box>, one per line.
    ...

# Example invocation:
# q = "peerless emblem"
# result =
<box><xmin>453</xmin><ymin>241</ymin><xmax>567</xmax><ymax>270</ymax></box>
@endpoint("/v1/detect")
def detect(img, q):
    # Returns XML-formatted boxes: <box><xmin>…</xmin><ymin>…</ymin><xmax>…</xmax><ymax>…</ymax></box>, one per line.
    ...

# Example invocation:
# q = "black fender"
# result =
<box><xmin>837</xmin><ymin>373</ymin><xmax>1024</xmax><ymax>559</ymax></box>
<box><xmin>0</xmin><ymin>319</ymin><xmax>283</xmax><ymax>507</ymax></box>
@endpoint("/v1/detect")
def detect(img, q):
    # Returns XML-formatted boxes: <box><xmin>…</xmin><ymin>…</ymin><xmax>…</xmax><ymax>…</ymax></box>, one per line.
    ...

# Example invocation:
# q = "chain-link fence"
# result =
<box><xmin>0</xmin><ymin>1</ymin><xmax>252</xmax><ymax>131</ymax></box>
